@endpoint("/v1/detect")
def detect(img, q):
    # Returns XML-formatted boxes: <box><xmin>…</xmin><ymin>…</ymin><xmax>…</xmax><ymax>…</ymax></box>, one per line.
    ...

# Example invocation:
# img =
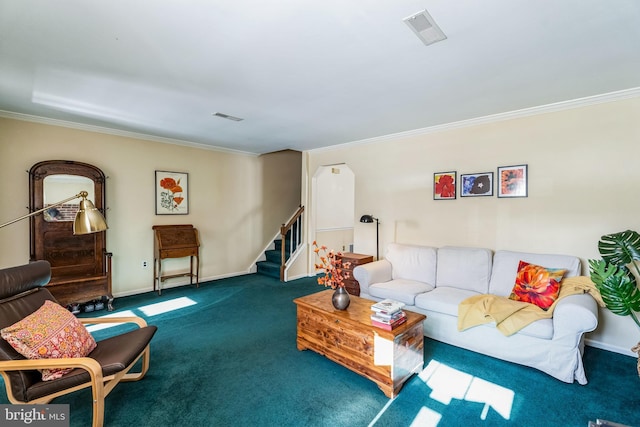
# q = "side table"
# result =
<box><xmin>339</xmin><ymin>252</ymin><xmax>374</xmax><ymax>296</ymax></box>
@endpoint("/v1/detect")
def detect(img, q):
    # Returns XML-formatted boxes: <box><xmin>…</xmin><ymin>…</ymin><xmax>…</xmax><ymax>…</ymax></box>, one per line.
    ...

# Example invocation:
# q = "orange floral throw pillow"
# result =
<box><xmin>1</xmin><ymin>300</ymin><xmax>97</xmax><ymax>381</ymax></box>
<box><xmin>508</xmin><ymin>261</ymin><xmax>567</xmax><ymax>310</ymax></box>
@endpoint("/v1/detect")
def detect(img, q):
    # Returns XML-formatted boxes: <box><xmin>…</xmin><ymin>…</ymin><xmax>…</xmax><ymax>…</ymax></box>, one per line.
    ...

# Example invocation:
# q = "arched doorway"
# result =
<box><xmin>312</xmin><ymin>164</ymin><xmax>355</xmax><ymax>253</ymax></box>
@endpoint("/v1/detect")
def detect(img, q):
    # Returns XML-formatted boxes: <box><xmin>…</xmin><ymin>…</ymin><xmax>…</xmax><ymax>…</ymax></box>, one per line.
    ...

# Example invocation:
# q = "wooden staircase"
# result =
<box><xmin>256</xmin><ymin>236</ymin><xmax>292</xmax><ymax>279</ymax></box>
<box><xmin>256</xmin><ymin>206</ymin><xmax>304</xmax><ymax>281</ymax></box>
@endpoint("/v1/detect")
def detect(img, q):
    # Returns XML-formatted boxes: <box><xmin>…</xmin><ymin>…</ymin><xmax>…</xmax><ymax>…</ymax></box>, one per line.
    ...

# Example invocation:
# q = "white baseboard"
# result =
<box><xmin>585</xmin><ymin>338</ymin><xmax>637</xmax><ymax>357</ymax></box>
<box><xmin>112</xmin><ymin>270</ymin><xmax>252</xmax><ymax>299</ymax></box>
<box><xmin>285</xmin><ymin>272</ymin><xmax>309</xmax><ymax>281</ymax></box>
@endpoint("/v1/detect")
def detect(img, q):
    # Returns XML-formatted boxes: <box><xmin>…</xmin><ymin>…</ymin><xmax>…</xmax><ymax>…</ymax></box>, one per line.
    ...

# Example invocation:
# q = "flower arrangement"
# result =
<box><xmin>312</xmin><ymin>241</ymin><xmax>351</xmax><ymax>289</ymax></box>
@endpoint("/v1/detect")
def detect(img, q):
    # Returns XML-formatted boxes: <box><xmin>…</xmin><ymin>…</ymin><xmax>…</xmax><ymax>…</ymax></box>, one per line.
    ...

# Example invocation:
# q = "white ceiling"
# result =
<box><xmin>1</xmin><ymin>1</ymin><xmax>640</xmax><ymax>155</ymax></box>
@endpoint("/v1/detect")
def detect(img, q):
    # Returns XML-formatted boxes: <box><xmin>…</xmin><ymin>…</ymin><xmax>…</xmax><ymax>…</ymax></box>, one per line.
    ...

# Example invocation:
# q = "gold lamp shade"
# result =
<box><xmin>73</xmin><ymin>193</ymin><xmax>108</xmax><ymax>235</ymax></box>
<box><xmin>1</xmin><ymin>190</ymin><xmax>108</xmax><ymax>234</ymax></box>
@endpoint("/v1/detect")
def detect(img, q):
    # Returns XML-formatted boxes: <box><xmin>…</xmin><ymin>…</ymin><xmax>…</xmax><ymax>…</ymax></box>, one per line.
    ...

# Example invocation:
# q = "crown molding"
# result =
<box><xmin>2</xmin><ymin>86</ymin><xmax>639</xmax><ymax>157</ymax></box>
<box><xmin>312</xmin><ymin>86</ymin><xmax>640</xmax><ymax>153</ymax></box>
<box><xmin>0</xmin><ymin>110</ymin><xmax>258</xmax><ymax>157</ymax></box>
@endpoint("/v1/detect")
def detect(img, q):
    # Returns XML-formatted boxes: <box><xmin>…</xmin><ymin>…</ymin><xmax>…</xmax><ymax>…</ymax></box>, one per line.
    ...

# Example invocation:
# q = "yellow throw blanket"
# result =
<box><xmin>457</xmin><ymin>276</ymin><xmax>604</xmax><ymax>336</ymax></box>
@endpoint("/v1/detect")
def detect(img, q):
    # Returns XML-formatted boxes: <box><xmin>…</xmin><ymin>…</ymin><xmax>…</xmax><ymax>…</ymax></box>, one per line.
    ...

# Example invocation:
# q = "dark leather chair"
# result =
<box><xmin>0</xmin><ymin>261</ymin><xmax>157</xmax><ymax>427</ymax></box>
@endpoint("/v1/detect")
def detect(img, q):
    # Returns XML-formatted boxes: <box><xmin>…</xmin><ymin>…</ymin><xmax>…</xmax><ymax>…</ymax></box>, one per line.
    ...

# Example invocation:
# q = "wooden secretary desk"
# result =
<box><xmin>152</xmin><ymin>224</ymin><xmax>200</xmax><ymax>295</ymax></box>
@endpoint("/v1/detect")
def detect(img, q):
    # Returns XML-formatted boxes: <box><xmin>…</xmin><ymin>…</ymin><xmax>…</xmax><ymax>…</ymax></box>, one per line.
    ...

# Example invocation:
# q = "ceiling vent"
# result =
<box><xmin>403</xmin><ymin>9</ymin><xmax>447</xmax><ymax>46</ymax></box>
<box><xmin>213</xmin><ymin>112</ymin><xmax>244</xmax><ymax>122</ymax></box>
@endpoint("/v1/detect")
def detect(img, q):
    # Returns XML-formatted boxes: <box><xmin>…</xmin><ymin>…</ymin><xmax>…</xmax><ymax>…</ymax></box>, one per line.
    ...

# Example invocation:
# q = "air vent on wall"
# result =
<box><xmin>213</xmin><ymin>112</ymin><xmax>244</xmax><ymax>121</ymax></box>
<box><xmin>403</xmin><ymin>9</ymin><xmax>447</xmax><ymax>46</ymax></box>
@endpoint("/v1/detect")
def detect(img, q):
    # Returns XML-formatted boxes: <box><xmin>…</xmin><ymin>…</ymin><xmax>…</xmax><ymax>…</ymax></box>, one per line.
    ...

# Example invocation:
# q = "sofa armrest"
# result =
<box><xmin>353</xmin><ymin>260</ymin><xmax>392</xmax><ymax>295</ymax></box>
<box><xmin>552</xmin><ymin>293</ymin><xmax>598</xmax><ymax>338</ymax></box>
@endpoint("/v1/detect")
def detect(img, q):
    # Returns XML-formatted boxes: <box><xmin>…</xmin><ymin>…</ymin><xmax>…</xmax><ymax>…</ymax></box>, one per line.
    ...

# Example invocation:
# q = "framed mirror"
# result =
<box><xmin>43</xmin><ymin>174</ymin><xmax>94</xmax><ymax>222</ymax></box>
<box><xmin>29</xmin><ymin>160</ymin><xmax>113</xmax><ymax>310</ymax></box>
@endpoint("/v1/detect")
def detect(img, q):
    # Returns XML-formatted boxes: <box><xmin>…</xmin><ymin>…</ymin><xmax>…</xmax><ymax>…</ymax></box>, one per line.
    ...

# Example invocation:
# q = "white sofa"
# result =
<box><xmin>352</xmin><ymin>243</ymin><xmax>599</xmax><ymax>384</ymax></box>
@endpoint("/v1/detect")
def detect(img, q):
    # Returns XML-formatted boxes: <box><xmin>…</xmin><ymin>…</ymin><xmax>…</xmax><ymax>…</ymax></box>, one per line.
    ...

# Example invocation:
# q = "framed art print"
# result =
<box><xmin>497</xmin><ymin>164</ymin><xmax>528</xmax><ymax>198</ymax></box>
<box><xmin>156</xmin><ymin>171</ymin><xmax>189</xmax><ymax>214</ymax></box>
<box><xmin>461</xmin><ymin>172</ymin><xmax>493</xmax><ymax>197</ymax></box>
<box><xmin>434</xmin><ymin>171</ymin><xmax>456</xmax><ymax>200</ymax></box>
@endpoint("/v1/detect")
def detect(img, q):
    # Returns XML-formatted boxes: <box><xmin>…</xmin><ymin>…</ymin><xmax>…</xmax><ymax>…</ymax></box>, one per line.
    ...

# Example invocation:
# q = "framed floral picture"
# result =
<box><xmin>461</xmin><ymin>172</ymin><xmax>494</xmax><ymax>197</ymax></box>
<box><xmin>434</xmin><ymin>171</ymin><xmax>456</xmax><ymax>200</ymax></box>
<box><xmin>497</xmin><ymin>164</ymin><xmax>528</xmax><ymax>198</ymax></box>
<box><xmin>155</xmin><ymin>171</ymin><xmax>189</xmax><ymax>214</ymax></box>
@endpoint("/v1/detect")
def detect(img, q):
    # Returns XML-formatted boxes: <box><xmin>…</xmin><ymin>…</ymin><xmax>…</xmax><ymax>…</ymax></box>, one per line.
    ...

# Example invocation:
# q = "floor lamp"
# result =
<box><xmin>359</xmin><ymin>214</ymin><xmax>379</xmax><ymax>260</ymax></box>
<box><xmin>0</xmin><ymin>191</ymin><xmax>108</xmax><ymax>235</ymax></box>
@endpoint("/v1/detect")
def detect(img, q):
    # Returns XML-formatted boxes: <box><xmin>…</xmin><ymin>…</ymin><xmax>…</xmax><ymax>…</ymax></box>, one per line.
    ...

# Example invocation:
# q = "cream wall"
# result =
<box><xmin>0</xmin><ymin>117</ymin><xmax>300</xmax><ymax>296</ymax></box>
<box><xmin>305</xmin><ymin>95</ymin><xmax>640</xmax><ymax>355</ymax></box>
<box><xmin>260</xmin><ymin>149</ymin><xmax>303</xmax><ymax>244</ymax></box>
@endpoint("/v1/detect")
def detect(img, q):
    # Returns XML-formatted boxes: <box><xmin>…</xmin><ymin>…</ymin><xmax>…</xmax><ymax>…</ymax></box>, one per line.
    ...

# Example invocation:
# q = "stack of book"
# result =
<box><xmin>370</xmin><ymin>299</ymin><xmax>407</xmax><ymax>330</ymax></box>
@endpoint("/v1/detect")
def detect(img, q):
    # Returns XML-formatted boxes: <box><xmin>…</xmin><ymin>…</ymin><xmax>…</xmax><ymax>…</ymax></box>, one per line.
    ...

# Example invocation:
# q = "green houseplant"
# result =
<box><xmin>589</xmin><ymin>229</ymin><xmax>640</xmax><ymax>375</ymax></box>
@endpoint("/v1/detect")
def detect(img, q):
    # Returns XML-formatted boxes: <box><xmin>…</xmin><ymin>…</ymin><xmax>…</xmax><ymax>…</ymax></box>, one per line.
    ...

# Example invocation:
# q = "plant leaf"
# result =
<box><xmin>598</xmin><ymin>230</ymin><xmax>640</xmax><ymax>267</ymax></box>
<box><xmin>589</xmin><ymin>259</ymin><xmax>640</xmax><ymax>316</ymax></box>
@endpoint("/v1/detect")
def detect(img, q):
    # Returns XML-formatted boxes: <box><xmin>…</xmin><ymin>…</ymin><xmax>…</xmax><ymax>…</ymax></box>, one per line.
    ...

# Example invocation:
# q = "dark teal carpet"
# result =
<box><xmin>1</xmin><ymin>274</ymin><xmax>638</xmax><ymax>426</ymax></box>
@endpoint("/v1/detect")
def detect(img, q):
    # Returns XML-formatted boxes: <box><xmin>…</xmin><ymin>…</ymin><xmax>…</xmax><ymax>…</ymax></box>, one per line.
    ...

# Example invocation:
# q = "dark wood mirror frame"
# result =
<box><xmin>29</xmin><ymin>160</ymin><xmax>114</xmax><ymax>310</ymax></box>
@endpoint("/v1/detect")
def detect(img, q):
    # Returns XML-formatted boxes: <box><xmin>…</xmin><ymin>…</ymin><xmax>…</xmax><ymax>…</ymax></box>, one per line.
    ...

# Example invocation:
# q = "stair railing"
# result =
<box><xmin>280</xmin><ymin>205</ymin><xmax>304</xmax><ymax>280</ymax></box>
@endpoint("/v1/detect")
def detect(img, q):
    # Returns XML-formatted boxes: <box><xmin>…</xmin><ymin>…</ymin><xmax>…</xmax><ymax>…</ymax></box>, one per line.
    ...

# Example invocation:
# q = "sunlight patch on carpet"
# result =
<box><xmin>409</xmin><ymin>407</ymin><xmax>442</xmax><ymax>427</ymax></box>
<box><xmin>84</xmin><ymin>297</ymin><xmax>197</xmax><ymax>333</ymax></box>
<box><xmin>138</xmin><ymin>297</ymin><xmax>197</xmax><ymax>316</ymax></box>
<box><xmin>85</xmin><ymin>310</ymin><xmax>137</xmax><ymax>332</ymax></box>
<box><xmin>418</xmin><ymin>359</ymin><xmax>514</xmax><ymax>421</ymax></box>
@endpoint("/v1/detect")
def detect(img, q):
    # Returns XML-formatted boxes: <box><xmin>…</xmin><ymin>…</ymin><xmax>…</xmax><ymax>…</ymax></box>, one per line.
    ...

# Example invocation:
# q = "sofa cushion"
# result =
<box><xmin>435</xmin><ymin>246</ymin><xmax>493</xmax><ymax>293</ymax></box>
<box><xmin>415</xmin><ymin>287</ymin><xmax>481</xmax><ymax>316</ymax></box>
<box><xmin>462</xmin><ymin>315</ymin><xmax>554</xmax><ymax>340</ymax></box>
<box><xmin>489</xmin><ymin>250</ymin><xmax>581</xmax><ymax>297</ymax></box>
<box><xmin>417</xmin><ymin>288</ymin><xmax>554</xmax><ymax>339</ymax></box>
<box><xmin>509</xmin><ymin>261</ymin><xmax>567</xmax><ymax>310</ymax></box>
<box><xmin>368</xmin><ymin>279</ymin><xmax>434</xmax><ymax>306</ymax></box>
<box><xmin>386</xmin><ymin>243</ymin><xmax>437</xmax><ymax>284</ymax></box>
